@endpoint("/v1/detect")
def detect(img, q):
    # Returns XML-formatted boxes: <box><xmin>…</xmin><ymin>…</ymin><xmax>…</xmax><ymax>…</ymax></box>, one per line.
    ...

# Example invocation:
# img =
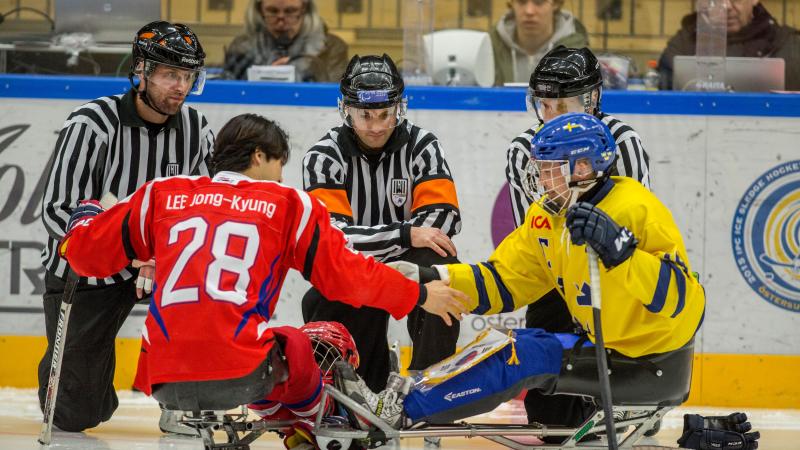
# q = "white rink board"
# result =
<box><xmin>1</xmin><ymin>98</ymin><xmax>799</xmax><ymax>356</ymax></box>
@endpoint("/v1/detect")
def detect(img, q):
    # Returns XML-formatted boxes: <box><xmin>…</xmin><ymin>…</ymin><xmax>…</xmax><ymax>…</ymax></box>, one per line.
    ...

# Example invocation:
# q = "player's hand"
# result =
<box><xmin>272</xmin><ymin>56</ymin><xmax>290</xmax><ymax>66</ymax></box>
<box><xmin>421</xmin><ymin>279</ymin><xmax>469</xmax><ymax>326</ymax></box>
<box><xmin>66</xmin><ymin>200</ymin><xmax>105</xmax><ymax>232</ymax></box>
<box><xmin>410</xmin><ymin>226</ymin><xmax>457</xmax><ymax>257</ymax></box>
<box><xmin>133</xmin><ymin>259</ymin><xmax>155</xmax><ymax>299</ymax></box>
<box><xmin>566</xmin><ymin>202</ymin><xmax>638</xmax><ymax>269</ymax></box>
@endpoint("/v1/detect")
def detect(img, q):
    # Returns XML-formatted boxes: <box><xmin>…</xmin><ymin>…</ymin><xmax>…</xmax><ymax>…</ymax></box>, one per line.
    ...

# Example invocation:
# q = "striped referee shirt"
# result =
<box><xmin>303</xmin><ymin>120</ymin><xmax>461</xmax><ymax>262</ymax></box>
<box><xmin>41</xmin><ymin>88</ymin><xmax>214</xmax><ymax>285</ymax></box>
<box><xmin>506</xmin><ymin>112</ymin><xmax>651</xmax><ymax>227</ymax></box>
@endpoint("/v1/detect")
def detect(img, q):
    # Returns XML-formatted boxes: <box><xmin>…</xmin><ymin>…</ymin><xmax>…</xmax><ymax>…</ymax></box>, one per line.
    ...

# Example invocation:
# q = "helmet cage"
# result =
<box><xmin>299</xmin><ymin>321</ymin><xmax>359</xmax><ymax>384</ymax></box>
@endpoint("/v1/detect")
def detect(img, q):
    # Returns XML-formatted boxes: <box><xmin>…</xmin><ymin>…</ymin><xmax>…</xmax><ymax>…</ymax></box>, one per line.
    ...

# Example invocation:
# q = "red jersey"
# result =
<box><xmin>62</xmin><ymin>171</ymin><xmax>423</xmax><ymax>394</ymax></box>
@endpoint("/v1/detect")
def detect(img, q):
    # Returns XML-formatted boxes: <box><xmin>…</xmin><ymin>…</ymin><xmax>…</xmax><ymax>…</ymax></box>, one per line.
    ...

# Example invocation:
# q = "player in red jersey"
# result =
<box><xmin>58</xmin><ymin>113</ymin><xmax>468</xmax><ymax>430</ymax></box>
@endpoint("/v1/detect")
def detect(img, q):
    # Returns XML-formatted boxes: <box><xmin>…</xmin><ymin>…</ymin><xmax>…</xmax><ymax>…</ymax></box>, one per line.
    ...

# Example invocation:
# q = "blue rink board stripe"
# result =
<box><xmin>1</xmin><ymin>74</ymin><xmax>799</xmax><ymax>117</ymax></box>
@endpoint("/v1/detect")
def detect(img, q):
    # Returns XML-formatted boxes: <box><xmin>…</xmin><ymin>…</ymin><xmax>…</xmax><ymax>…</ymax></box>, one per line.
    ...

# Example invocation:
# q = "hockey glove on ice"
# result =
<box><xmin>566</xmin><ymin>202</ymin><xmax>638</xmax><ymax>269</ymax></box>
<box><xmin>60</xmin><ymin>200</ymin><xmax>106</xmax><ymax>257</ymax></box>
<box><xmin>677</xmin><ymin>413</ymin><xmax>760</xmax><ymax>450</ymax></box>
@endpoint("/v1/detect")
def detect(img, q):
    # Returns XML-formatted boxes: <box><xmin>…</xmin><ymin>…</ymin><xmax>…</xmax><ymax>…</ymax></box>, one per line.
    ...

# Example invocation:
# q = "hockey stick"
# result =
<box><xmin>586</xmin><ymin>247</ymin><xmax>618</xmax><ymax>450</ymax></box>
<box><xmin>38</xmin><ymin>193</ymin><xmax>117</xmax><ymax>446</ymax></box>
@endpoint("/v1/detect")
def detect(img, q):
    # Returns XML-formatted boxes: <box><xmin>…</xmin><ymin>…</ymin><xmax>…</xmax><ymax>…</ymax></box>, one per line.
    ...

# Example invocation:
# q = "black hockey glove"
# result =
<box><xmin>566</xmin><ymin>202</ymin><xmax>638</xmax><ymax>269</ymax></box>
<box><xmin>66</xmin><ymin>200</ymin><xmax>105</xmax><ymax>233</ymax></box>
<box><xmin>677</xmin><ymin>413</ymin><xmax>760</xmax><ymax>450</ymax></box>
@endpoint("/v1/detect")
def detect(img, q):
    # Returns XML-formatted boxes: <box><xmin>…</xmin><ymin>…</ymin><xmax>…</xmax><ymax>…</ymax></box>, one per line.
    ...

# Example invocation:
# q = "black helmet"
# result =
<box><xmin>131</xmin><ymin>21</ymin><xmax>205</xmax><ymax>73</ymax></box>
<box><xmin>529</xmin><ymin>46</ymin><xmax>602</xmax><ymax>98</ymax></box>
<box><xmin>340</xmin><ymin>54</ymin><xmax>404</xmax><ymax>109</ymax></box>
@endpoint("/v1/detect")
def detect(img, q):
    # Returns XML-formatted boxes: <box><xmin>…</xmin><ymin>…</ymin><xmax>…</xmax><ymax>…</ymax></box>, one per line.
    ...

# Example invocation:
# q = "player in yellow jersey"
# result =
<box><xmin>333</xmin><ymin>112</ymin><xmax>705</xmax><ymax>434</ymax></box>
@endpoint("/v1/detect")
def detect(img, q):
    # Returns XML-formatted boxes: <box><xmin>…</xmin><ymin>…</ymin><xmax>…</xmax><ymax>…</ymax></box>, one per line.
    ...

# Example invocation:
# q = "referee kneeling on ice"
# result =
<box><xmin>302</xmin><ymin>54</ymin><xmax>462</xmax><ymax>392</ymax></box>
<box><xmin>38</xmin><ymin>21</ymin><xmax>214</xmax><ymax>433</ymax></box>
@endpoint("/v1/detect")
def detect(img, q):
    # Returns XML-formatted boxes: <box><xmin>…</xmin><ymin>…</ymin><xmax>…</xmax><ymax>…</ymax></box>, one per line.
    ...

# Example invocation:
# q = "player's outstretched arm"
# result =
<box><xmin>290</xmin><ymin>191</ymin><xmax>462</xmax><ymax>322</ymax></box>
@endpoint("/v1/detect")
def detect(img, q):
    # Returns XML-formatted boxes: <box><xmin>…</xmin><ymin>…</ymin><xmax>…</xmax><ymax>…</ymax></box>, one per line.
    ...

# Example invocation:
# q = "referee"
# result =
<box><xmin>37</xmin><ymin>21</ymin><xmax>213</xmax><ymax>433</ymax></box>
<box><xmin>302</xmin><ymin>54</ymin><xmax>462</xmax><ymax>392</ymax></box>
<box><xmin>505</xmin><ymin>46</ymin><xmax>654</xmax><ymax>441</ymax></box>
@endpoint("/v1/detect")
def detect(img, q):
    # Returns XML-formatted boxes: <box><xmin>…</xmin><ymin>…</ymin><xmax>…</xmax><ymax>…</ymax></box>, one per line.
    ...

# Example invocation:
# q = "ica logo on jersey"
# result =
<box><xmin>731</xmin><ymin>160</ymin><xmax>800</xmax><ymax>313</ymax></box>
<box><xmin>531</xmin><ymin>215</ymin><xmax>552</xmax><ymax>230</ymax></box>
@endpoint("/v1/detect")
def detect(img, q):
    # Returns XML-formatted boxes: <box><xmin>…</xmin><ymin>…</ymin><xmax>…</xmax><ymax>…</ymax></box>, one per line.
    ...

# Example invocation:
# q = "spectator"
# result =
<box><xmin>490</xmin><ymin>0</ymin><xmax>589</xmax><ymax>86</ymax></box>
<box><xmin>222</xmin><ymin>0</ymin><xmax>348</xmax><ymax>82</ymax></box>
<box><xmin>658</xmin><ymin>0</ymin><xmax>800</xmax><ymax>90</ymax></box>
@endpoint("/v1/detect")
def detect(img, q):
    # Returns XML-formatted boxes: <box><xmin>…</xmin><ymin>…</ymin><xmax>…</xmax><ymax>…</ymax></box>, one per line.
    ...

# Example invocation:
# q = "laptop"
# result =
<box><xmin>55</xmin><ymin>0</ymin><xmax>160</xmax><ymax>43</ymax></box>
<box><xmin>672</xmin><ymin>55</ymin><xmax>785</xmax><ymax>92</ymax></box>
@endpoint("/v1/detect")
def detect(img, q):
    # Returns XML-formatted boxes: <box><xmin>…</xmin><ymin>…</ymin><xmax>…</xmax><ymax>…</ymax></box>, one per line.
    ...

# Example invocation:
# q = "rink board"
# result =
<box><xmin>0</xmin><ymin>77</ymin><xmax>798</xmax><ymax>408</ymax></box>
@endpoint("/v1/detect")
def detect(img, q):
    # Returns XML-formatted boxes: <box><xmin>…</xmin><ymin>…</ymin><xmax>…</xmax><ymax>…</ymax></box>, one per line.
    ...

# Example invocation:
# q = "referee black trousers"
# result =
<box><xmin>302</xmin><ymin>248</ymin><xmax>460</xmax><ymax>392</ymax></box>
<box><xmin>38</xmin><ymin>272</ymin><xmax>137</xmax><ymax>432</ymax></box>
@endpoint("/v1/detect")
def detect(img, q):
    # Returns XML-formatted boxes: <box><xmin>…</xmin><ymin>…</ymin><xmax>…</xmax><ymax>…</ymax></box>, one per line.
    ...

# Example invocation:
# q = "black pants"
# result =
<box><xmin>38</xmin><ymin>272</ymin><xmax>137</xmax><ymax>432</ymax></box>
<box><xmin>523</xmin><ymin>289</ymin><xmax>594</xmax><ymax>427</ymax></box>
<box><xmin>302</xmin><ymin>248</ymin><xmax>460</xmax><ymax>392</ymax></box>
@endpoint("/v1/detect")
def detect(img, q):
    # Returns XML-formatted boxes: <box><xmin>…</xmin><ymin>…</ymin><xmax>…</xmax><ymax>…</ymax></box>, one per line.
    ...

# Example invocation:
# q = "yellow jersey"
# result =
<box><xmin>446</xmin><ymin>177</ymin><xmax>705</xmax><ymax>358</ymax></box>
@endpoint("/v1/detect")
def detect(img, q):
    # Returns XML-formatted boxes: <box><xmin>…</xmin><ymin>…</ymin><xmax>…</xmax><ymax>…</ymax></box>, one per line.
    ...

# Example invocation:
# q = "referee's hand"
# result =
<box><xmin>411</xmin><ymin>226</ymin><xmax>457</xmax><ymax>257</ymax></box>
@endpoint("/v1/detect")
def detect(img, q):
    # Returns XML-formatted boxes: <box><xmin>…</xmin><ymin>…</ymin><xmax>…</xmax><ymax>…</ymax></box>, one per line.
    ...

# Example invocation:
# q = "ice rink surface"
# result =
<box><xmin>1</xmin><ymin>388</ymin><xmax>798</xmax><ymax>450</ymax></box>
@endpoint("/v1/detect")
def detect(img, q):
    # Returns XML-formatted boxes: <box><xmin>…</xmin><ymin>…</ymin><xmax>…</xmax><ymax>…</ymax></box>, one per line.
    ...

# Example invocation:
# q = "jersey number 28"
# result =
<box><xmin>161</xmin><ymin>217</ymin><xmax>259</xmax><ymax>307</ymax></box>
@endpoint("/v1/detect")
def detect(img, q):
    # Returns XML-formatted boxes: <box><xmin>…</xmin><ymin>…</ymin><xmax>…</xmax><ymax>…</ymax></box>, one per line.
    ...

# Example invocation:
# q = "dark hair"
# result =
<box><xmin>211</xmin><ymin>113</ymin><xmax>290</xmax><ymax>174</ymax></box>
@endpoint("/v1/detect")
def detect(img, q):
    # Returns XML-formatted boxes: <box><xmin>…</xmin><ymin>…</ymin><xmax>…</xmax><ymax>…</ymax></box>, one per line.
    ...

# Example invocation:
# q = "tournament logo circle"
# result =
<box><xmin>731</xmin><ymin>160</ymin><xmax>800</xmax><ymax>312</ymax></box>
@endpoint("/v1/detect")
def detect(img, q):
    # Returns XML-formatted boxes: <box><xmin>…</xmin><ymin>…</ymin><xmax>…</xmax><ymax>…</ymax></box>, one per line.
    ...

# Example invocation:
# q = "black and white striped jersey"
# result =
<box><xmin>41</xmin><ymin>88</ymin><xmax>214</xmax><ymax>285</ymax></box>
<box><xmin>506</xmin><ymin>112</ymin><xmax>651</xmax><ymax>227</ymax></box>
<box><xmin>303</xmin><ymin>120</ymin><xmax>461</xmax><ymax>262</ymax></box>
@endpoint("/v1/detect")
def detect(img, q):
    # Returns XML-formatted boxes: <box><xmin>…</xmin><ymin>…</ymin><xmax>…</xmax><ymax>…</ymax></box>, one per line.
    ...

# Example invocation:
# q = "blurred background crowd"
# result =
<box><xmin>0</xmin><ymin>0</ymin><xmax>797</xmax><ymax>91</ymax></box>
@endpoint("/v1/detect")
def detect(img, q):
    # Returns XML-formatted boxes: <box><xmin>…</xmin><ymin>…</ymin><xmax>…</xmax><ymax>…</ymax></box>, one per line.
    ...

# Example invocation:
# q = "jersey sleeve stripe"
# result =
<box><xmin>480</xmin><ymin>262</ymin><xmax>515</xmax><ymax>313</ymax></box>
<box><xmin>646</xmin><ymin>260</ymin><xmax>672</xmax><ymax>314</ymax></box>
<box><xmin>470</xmin><ymin>264</ymin><xmax>492</xmax><ymax>315</ymax></box>
<box><xmin>302</xmin><ymin>224</ymin><xmax>321</xmax><ymax>281</ymax></box>
<box><xmin>295</xmin><ymin>190</ymin><xmax>314</xmax><ymax>245</ymax></box>
<box><xmin>669</xmin><ymin>263</ymin><xmax>687</xmax><ymax>318</ymax></box>
<box><xmin>140</xmin><ymin>181</ymin><xmax>153</xmax><ymax>247</ymax></box>
<box><xmin>121</xmin><ymin>210</ymin><xmax>136</xmax><ymax>260</ymax></box>
<box><xmin>308</xmin><ymin>187</ymin><xmax>353</xmax><ymax>218</ymax></box>
<box><xmin>411</xmin><ymin>178</ymin><xmax>459</xmax><ymax>211</ymax></box>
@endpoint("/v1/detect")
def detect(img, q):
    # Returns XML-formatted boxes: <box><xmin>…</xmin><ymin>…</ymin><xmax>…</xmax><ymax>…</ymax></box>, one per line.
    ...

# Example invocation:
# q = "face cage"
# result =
<box><xmin>526</xmin><ymin>159</ymin><xmax>577</xmax><ymax>215</ymax></box>
<box><xmin>142</xmin><ymin>60</ymin><xmax>207</xmax><ymax>95</ymax></box>
<box><xmin>525</xmin><ymin>88</ymin><xmax>596</xmax><ymax>124</ymax></box>
<box><xmin>310</xmin><ymin>338</ymin><xmax>347</xmax><ymax>384</ymax></box>
<box><xmin>338</xmin><ymin>97</ymin><xmax>408</xmax><ymax>131</ymax></box>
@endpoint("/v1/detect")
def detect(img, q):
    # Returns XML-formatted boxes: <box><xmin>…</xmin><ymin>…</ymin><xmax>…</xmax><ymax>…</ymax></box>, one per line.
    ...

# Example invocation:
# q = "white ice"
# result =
<box><xmin>1</xmin><ymin>388</ymin><xmax>798</xmax><ymax>450</ymax></box>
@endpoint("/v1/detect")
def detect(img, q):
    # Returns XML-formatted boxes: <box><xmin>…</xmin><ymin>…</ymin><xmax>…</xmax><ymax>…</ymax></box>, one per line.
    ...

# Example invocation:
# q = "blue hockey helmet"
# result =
<box><xmin>524</xmin><ymin>113</ymin><xmax>616</xmax><ymax>214</ymax></box>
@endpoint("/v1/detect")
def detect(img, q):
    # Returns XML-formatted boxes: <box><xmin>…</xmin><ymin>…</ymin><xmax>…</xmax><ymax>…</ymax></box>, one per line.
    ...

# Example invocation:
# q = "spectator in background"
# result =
<box><xmin>658</xmin><ymin>0</ymin><xmax>800</xmax><ymax>90</ymax></box>
<box><xmin>222</xmin><ymin>0</ymin><xmax>348</xmax><ymax>81</ymax></box>
<box><xmin>490</xmin><ymin>0</ymin><xmax>589</xmax><ymax>86</ymax></box>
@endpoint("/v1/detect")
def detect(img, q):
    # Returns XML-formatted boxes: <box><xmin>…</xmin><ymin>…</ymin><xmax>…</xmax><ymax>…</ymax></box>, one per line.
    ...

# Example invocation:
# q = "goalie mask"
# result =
<box><xmin>299</xmin><ymin>321</ymin><xmax>359</xmax><ymax>383</ymax></box>
<box><xmin>523</xmin><ymin>113</ymin><xmax>616</xmax><ymax>215</ymax></box>
<box><xmin>526</xmin><ymin>46</ymin><xmax>602</xmax><ymax>125</ymax></box>
<box><xmin>338</xmin><ymin>54</ymin><xmax>407</xmax><ymax>132</ymax></box>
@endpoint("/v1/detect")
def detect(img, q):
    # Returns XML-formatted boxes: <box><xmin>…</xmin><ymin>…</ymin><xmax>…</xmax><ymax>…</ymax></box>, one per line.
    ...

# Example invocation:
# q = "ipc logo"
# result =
<box><xmin>731</xmin><ymin>161</ymin><xmax>800</xmax><ymax>312</ymax></box>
